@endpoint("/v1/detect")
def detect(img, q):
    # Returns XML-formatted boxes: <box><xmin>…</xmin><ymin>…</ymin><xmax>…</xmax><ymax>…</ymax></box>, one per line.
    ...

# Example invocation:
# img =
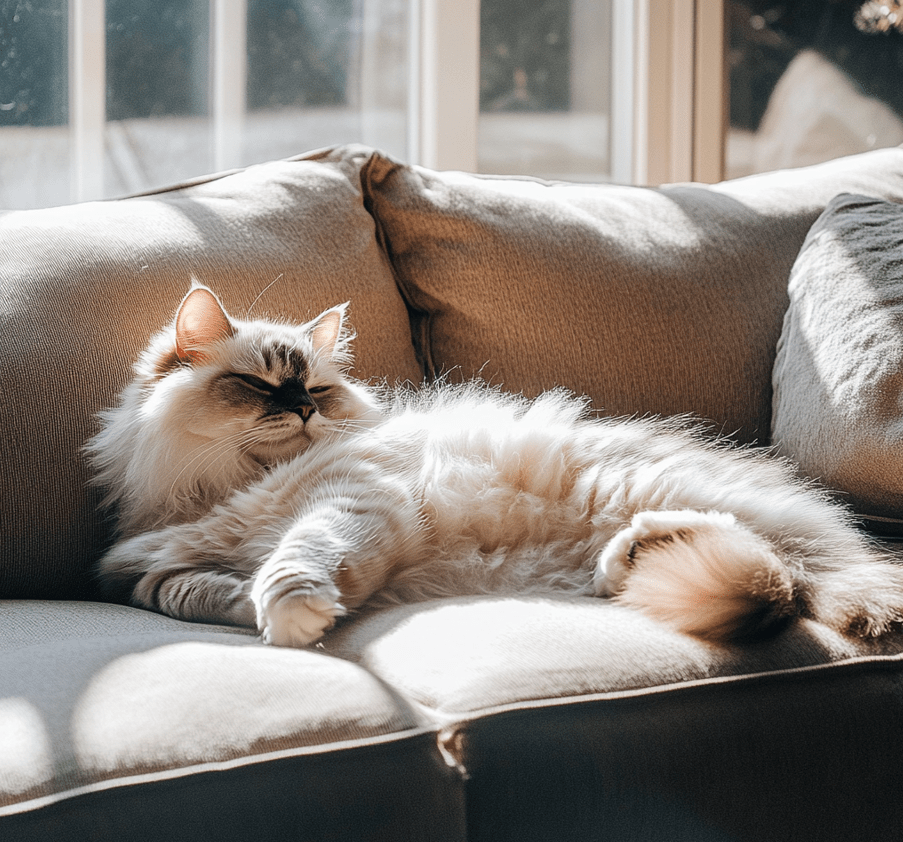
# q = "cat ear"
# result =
<box><xmin>309</xmin><ymin>303</ymin><xmax>349</xmax><ymax>358</ymax></box>
<box><xmin>174</xmin><ymin>285</ymin><xmax>235</xmax><ymax>364</ymax></box>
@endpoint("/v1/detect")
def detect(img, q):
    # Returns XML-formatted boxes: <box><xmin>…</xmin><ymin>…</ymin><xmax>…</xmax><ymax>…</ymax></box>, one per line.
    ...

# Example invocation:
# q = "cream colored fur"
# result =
<box><xmin>87</xmin><ymin>285</ymin><xmax>903</xmax><ymax>646</ymax></box>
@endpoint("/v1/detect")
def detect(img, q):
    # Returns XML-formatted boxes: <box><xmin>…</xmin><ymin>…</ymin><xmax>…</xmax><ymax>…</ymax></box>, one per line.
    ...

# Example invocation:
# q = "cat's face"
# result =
<box><xmin>136</xmin><ymin>285</ymin><xmax>380</xmax><ymax>466</ymax></box>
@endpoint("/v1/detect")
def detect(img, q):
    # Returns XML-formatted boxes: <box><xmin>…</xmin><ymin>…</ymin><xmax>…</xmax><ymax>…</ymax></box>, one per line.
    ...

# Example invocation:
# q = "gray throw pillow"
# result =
<box><xmin>772</xmin><ymin>193</ymin><xmax>903</xmax><ymax>522</ymax></box>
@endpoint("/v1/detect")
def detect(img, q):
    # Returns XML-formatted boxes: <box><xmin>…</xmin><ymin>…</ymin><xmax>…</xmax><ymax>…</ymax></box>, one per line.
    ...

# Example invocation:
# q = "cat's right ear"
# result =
<box><xmin>174</xmin><ymin>285</ymin><xmax>235</xmax><ymax>364</ymax></box>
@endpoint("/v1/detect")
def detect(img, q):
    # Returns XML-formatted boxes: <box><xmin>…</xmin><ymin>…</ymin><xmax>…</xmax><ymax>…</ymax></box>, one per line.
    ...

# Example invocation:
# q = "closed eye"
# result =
<box><xmin>232</xmin><ymin>373</ymin><xmax>277</xmax><ymax>393</ymax></box>
<box><xmin>307</xmin><ymin>385</ymin><xmax>331</xmax><ymax>395</ymax></box>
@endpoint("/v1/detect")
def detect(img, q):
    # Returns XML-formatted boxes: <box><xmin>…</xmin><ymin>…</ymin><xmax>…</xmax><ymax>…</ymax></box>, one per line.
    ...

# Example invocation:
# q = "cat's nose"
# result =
<box><xmin>292</xmin><ymin>403</ymin><xmax>316</xmax><ymax>422</ymax></box>
<box><xmin>276</xmin><ymin>382</ymin><xmax>316</xmax><ymax>422</ymax></box>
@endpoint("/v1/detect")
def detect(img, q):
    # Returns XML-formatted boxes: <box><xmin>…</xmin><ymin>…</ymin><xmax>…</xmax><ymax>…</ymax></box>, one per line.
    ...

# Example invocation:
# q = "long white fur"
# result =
<box><xmin>87</xmin><ymin>287</ymin><xmax>903</xmax><ymax>646</ymax></box>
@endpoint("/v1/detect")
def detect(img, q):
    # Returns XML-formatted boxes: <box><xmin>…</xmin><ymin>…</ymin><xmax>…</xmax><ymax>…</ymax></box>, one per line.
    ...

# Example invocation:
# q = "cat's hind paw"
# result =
<box><xmin>592</xmin><ymin>509</ymin><xmax>795</xmax><ymax>641</ymax></box>
<box><xmin>592</xmin><ymin>510</ymin><xmax>744</xmax><ymax>598</ymax></box>
<box><xmin>592</xmin><ymin>521</ymin><xmax>644</xmax><ymax>597</ymax></box>
<box><xmin>258</xmin><ymin>589</ymin><xmax>345</xmax><ymax>647</ymax></box>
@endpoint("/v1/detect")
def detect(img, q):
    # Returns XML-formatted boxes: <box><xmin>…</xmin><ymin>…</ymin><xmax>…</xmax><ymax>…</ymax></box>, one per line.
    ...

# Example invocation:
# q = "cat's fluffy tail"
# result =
<box><xmin>593</xmin><ymin>509</ymin><xmax>903</xmax><ymax>641</ymax></box>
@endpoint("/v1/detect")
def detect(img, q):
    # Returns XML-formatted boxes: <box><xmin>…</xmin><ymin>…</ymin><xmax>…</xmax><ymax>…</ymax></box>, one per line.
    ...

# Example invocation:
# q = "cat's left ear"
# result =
<box><xmin>309</xmin><ymin>302</ymin><xmax>349</xmax><ymax>359</ymax></box>
<box><xmin>174</xmin><ymin>284</ymin><xmax>236</xmax><ymax>364</ymax></box>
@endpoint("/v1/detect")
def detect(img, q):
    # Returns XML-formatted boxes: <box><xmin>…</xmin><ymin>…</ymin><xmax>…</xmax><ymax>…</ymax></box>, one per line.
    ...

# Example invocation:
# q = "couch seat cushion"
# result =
<box><xmin>325</xmin><ymin>594</ymin><xmax>903</xmax><ymax>842</ymax></box>
<box><xmin>325</xmin><ymin>594</ymin><xmax>903</xmax><ymax>715</ymax></box>
<box><xmin>0</xmin><ymin>600</ymin><xmax>465</xmax><ymax>842</ymax></box>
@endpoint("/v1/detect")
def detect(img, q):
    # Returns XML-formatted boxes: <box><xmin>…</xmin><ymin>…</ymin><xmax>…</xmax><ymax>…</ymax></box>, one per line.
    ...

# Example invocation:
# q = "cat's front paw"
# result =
<box><xmin>259</xmin><ymin>589</ymin><xmax>345</xmax><ymax>647</ymax></box>
<box><xmin>252</xmin><ymin>546</ymin><xmax>346</xmax><ymax>647</ymax></box>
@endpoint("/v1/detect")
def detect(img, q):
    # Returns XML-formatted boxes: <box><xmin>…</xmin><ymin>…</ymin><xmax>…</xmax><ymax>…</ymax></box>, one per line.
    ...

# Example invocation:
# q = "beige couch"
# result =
<box><xmin>5</xmin><ymin>144</ymin><xmax>903</xmax><ymax>841</ymax></box>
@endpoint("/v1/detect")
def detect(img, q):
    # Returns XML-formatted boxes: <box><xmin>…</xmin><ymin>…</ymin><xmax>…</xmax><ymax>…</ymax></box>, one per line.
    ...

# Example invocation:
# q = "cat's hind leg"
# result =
<box><xmin>593</xmin><ymin>510</ymin><xmax>796</xmax><ymax>640</ymax></box>
<box><xmin>100</xmin><ymin>529</ymin><xmax>257</xmax><ymax>628</ymax></box>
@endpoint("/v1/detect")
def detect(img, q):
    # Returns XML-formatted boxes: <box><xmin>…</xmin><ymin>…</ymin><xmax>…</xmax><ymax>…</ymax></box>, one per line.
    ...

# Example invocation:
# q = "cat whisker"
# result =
<box><xmin>246</xmin><ymin>273</ymin><xmax>284</xmax><ymax>317</ymax></box>
<box><xmin>331</xmin><ymin>418</ymin><xmax>376</xmax><ymax>435</ymax></box>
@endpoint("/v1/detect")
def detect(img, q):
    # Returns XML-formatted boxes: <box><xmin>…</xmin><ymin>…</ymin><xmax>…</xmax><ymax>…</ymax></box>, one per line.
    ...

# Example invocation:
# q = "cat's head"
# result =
<box><xmin>143</xmin><ymin>283</ymin><xmax>381</xmax><ymax>459</ymax></box>
<box><xmin>89</xmin><ymin>283</ymin><xmax>382</xmax><ymax>533</ymax></box>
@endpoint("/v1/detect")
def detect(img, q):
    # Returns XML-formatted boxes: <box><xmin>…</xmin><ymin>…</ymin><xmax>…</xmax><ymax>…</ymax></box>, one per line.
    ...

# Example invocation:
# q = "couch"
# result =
<box><xmin>5</xmin><ymin>143</ymin><xmax>903</xmax><ymax>841</ymax></box>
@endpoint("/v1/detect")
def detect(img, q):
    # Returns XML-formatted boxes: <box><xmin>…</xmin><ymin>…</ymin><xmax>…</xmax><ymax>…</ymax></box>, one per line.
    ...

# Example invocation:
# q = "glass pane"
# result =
<box><xmin>0</xmin><ymin>0</ymin><xmax>409</xmax><ymax>209</ymax></box>
<box><xmin>727</xmin><ymin>1</ymin><xmax>903</xmax><ymax>179</ymax></box>
<box><xmin>104</xmin><ymin>0</ymin><xmax>211</xmax><ymax>195</ymax></box>
<box><xmin>244</xmin><ymin>0</ymin><xmax>409</xmax><ymax>164</ymax></box>
<box><xmin>0</xmin><ymin>0</ymin><xmax>70</xmax><ymax>209</ymax></box>
<box><xmin>478</xmin><ymin>0</ymin><xmax>612</xmax><ymax>181</ymax></box>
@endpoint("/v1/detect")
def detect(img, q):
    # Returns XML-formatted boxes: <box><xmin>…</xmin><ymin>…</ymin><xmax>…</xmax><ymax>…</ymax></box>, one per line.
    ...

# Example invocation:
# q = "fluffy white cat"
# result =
<box><xmin>87</xmin><ymin>284</ymin><xmax>903</xmax><ymax>646</ymax></box>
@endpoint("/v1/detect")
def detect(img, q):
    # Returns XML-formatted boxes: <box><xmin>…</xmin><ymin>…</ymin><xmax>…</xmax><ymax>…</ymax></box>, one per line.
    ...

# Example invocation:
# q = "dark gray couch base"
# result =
<box><xmin>1</xmin><ymin>731</ymin><xmax>467</xmax><ymax>842</ymax></box>
<box><xmin>456</xmin><ymin>656</ymin><xmax>903</xmax><ymax>842</ymax></box>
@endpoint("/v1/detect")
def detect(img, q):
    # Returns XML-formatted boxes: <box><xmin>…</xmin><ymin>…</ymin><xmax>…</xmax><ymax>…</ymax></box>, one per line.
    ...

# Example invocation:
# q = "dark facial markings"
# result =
<box><xmin>217</xmin><ymin>342</ymin><xmax>339</xmax><ymax>423</ymax></box>
<box><xmin>227</xmin><ymin>371</ymin><xmax>334</xmax><ymax>423</ymax></box>
<box><xmin>267</xmin><ymin>377</ymin><xmax>317</xmax><ymax>420</ymax></box>
<box><xmin>263</xmin><ymin>344</ymin><xmax>309</xmax><ymax>381</ymax></box>
<box><xmin>233</xmin><ymin>372</ymin><xmax>277</xmax><ymax>393</ymax></box>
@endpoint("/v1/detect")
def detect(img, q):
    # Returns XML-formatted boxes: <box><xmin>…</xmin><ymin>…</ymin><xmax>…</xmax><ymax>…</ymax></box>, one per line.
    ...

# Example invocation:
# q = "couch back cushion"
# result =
<box><xmin>364</xmin><ymin>147</ymin><xmax>903</xmax><ymax>445</ymax></box>
<box><xmin>0</xmin><ymin>147</ymin><xmax>422</xmax><ymax>599</ymax></box>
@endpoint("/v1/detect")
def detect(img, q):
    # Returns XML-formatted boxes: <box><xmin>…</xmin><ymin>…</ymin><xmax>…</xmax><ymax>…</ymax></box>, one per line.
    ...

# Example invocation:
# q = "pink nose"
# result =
<box><xmin>294</xmin><ymin>404</ymin><xmax>316</xmax><ymax>422</ymax></box>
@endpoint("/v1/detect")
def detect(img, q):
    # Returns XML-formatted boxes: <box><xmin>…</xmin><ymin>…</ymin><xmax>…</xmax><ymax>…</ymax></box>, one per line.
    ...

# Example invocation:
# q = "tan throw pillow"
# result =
<box><xmin>0</xmin><ymin>147</ymin><xmax>422</xmax><ymax>599</ymax></box>
<box><xmin>772</xmin><ymin>193</ymin><xmax>903</xmax><ymax>523</ymax></box>
<box><xmin>364</xmin><ymin>147</ymin><xmax>903</xmax><ymax>446</ymax></box>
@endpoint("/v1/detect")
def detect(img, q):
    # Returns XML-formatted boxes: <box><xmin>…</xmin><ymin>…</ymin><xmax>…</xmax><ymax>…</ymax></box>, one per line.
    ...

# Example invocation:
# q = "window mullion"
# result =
<box><xmin>69</xmin><ymin>0</ymin><xmax>106</xmax><ymax>202</ymax></box>
<box><xmin>411</xmin><ymin>0</ymin><xmax>480</xmax><ymax>171</ymax></box>
<box><xmin>629</xmin><ymin>0</ymin><xmax>724</xmax><ymax>185</ymax></box>
<box><xmin>669</xmin><ymin>0</ymin><xmax>696</xmax><ymax>182</ymax></box>
<box><xmin>211</xmin><ymin>0</ymin><xmax>247</xmax><ymax>172</ymax></box>
<box><xmin>610</xmin><ymin>0</ymin><xmax>636</xmax><ymax>184</ymax></box>
<box><xmin>693</xmin><ymin>0</ymin><xmax>725</xmax><ymax>184</ymax></box>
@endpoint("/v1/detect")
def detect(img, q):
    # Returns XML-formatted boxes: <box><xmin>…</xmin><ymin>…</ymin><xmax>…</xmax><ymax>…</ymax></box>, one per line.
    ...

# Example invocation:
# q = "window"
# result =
<box><xmin>5</xmin><ymin>1</ymin><xmax>901</xmax><ymax>210</ymax></box>
<box><xmin>478</xmin><ymin>0</ymin><xmax>613</xmax><ymax>181</ymax></box>
<box><xmin>1</xmin><ymin>0</ymin><xmax>414</xmax><ymax>208</ymax></box>
<box><xmin>1</xmin><ymin>0</ymin><xmax>70</xmax><ymax>208</ymax></box>
<box><xmin>727</xmin><ymin>1</ymin><xmax>903</xmax><ymax>179</ymax></box>
<box><xmin>2</xmin><ymin>0</ymin><xmax>637</xmax><ymax>208</ymax></box>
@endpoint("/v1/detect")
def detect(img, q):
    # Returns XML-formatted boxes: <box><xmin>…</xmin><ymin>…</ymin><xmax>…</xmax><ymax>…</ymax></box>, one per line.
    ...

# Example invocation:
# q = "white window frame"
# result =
<box><xmin>628</xmin><ymin>0</ymin><xmax>726</xmax><ymax>184</ymax></box>
<box><xmin>69</xmin><ymin>0</ymin><xmax>106</xmax><ymax>201</ymax></box>
<box><xmin>211</xmin><ymin>0</ymin><xmax>248</xmax><ymax>172</ymax></box>
<box><xmin>65</xmin><ymin>0</ymin><xmax>724</xmax><ymax>202</ymax></box>
<box><xmin>408</xmin><ymin>0</ymin><xmax>480</xmax><ymax>172</ymax></box>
